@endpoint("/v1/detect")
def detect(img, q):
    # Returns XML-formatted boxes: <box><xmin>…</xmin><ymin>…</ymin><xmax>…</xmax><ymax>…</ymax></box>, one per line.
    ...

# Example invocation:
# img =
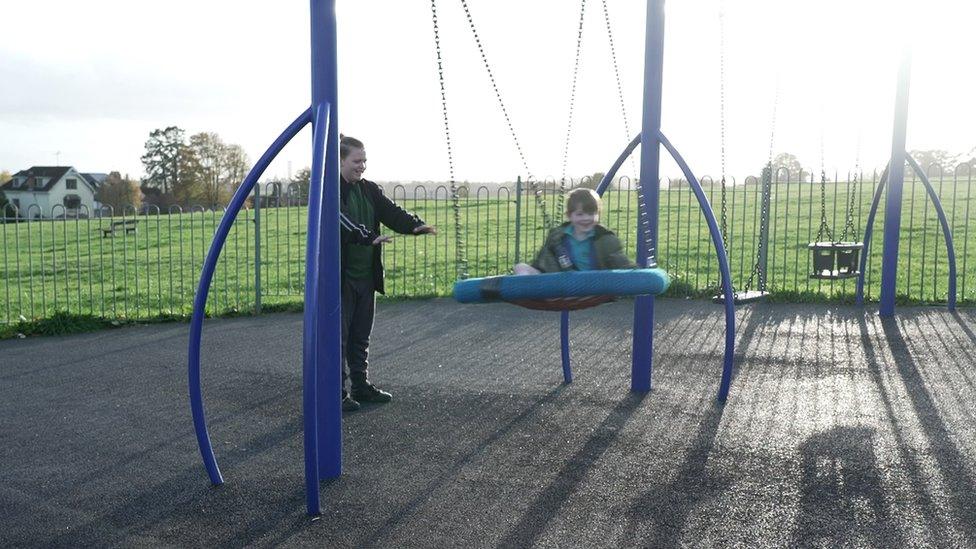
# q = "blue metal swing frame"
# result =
<box><xmin>187</xmin><ymin>0</ymin><xmax>740</xmax><ymax>516</ymax></box>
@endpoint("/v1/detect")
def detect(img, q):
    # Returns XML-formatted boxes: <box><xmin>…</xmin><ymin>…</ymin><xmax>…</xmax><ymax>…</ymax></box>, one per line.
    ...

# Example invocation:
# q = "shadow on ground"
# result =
<box><xmin>1</xmin><ymin>299</ymin><xmax>974</xmax><ymax>547</ymax></box>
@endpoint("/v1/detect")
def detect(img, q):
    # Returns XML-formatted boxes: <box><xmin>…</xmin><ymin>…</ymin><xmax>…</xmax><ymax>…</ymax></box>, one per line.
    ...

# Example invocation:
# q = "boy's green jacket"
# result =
<box><xmin>530</xmin><ymin>222</ymin><xmax>637</xmax><ymax>272</ymax></box>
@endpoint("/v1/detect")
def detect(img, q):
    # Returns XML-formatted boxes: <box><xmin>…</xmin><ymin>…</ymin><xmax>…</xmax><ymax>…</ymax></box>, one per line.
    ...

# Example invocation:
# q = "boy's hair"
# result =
<box><xmin>339</xmin><ymin>134</ymin><xmax>364</xmax><ymax>160</ymax></box>
<box><xmin>565</xmin><ymin>188</ymin><xmax>601</xmax><ymax>215</ymax></box>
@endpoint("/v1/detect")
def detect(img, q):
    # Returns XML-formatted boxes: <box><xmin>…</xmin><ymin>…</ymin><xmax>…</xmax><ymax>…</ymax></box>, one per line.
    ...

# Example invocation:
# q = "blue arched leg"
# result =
<box><xmin>188</xmin><ymin>108</ymin><xmax>313</xmax><ymax>488</ymax></box>
<box><xmin>596</xmin><ymin>133</ymin><xmax>737</xmax><ymax>401</ymax></box>
<box><xmin>856</xmin><ymin>157</ymin><xmax>956</xmax><ymax>310</ymax></box>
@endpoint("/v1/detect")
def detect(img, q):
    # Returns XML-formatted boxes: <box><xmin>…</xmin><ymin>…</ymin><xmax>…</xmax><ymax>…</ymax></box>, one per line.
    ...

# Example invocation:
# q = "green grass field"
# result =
<box><xmin>2</xmin><ymin>175</ymin><xmax>976</xmax><ymax>329</ymax></box>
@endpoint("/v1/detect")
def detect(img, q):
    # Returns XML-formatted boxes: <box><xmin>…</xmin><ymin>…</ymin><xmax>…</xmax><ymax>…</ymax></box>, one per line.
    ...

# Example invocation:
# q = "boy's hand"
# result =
<box><xmin>372</xmin><ymin>235</ymin><xmax>394</xmax><ymax>245</ymax></box>
<box><xmin>413</xmin><ymin>225</ymin><xmax>437</xmax><ymax>235</ymax></box>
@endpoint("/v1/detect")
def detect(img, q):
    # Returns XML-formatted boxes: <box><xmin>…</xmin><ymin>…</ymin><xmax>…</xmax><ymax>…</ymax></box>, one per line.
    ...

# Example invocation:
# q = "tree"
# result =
<box><xmin>173</xmin><ymin>144</ymin><xmax>206</xmax><ymax>207</ymax></box>
<box><xmin>765</xmin><ymin>152</ymin><xmax>810</xmax><ymax>182</ymax></box>
<box><xmin>960</xmin><ymin>147</ymin><xmax>976</xmax><ymax>174</ymax></box>
<box><xmin>757</xmin><ymin>153</ymin><xmax>810</xmax><ymax>183</ymax></box>
<box><xmin>141</xmin><ymin>126</ymin><xmax>185</xmax><ymax>196</ymax></box>
<box><xmin>578</xmin><ymin>172</ymin><xmax>605</xmax><ymax>190</ymax></box>
<box><xmin>906</xmin><ymin>149</ymin><xmax>958</xmax><ymax>176</ymax></box>
<box><xmin>181</xmin><ymin>132</ymin><xmax>252</xmax><ymax>207</ymax></box>
<box><xmin>0</xmin><ymin>170</ymin><xmax>10</xmax><ymax>185</ymax></box>
<box><xmin>96</xmin><ymin>171</ymin><xmax>142</xmax><ymax>212</ymax></box>
<box><xmin>186</xmin><ymin>132</ymin><xmax>226</xmax><ymax>206</ymax></box>
<box><xmin>290</xmin><ymin>166</ymin><xmax>311</xmax><ymax>202</ymax></box>
<box><xmin>222</xmin><ymin>143</ymin><xmax>250</xmax><ymax>196</ymax></box>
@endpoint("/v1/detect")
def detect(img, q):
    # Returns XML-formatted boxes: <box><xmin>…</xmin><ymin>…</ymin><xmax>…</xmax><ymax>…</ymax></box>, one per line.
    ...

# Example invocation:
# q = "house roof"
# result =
<box><xmin>1</xmin><ymin>166</ymin><xmax>75</xmax><ymax>192</ymax></box>
<box><xmin>81</xmin><ymin>173</ymin><xmax>108</xmax><ymax>188</ymax></box>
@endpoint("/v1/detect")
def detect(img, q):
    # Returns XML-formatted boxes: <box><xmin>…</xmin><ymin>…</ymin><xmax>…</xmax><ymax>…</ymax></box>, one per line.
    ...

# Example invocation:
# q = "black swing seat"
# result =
<box><xmin>711</xmin><ymin>289</ymin><xmax>769</xmax><ymax>305</ymax></box>
<box><xmin>808</xmin><ymin>241</ymin><xmax>863</xmax><ymax>280</ymax></box>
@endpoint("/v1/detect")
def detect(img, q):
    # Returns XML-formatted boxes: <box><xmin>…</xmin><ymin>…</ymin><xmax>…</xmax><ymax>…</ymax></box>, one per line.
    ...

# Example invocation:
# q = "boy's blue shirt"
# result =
<box><xmin>531</xmin><ymin>222</ymin><xmax>636</xmax><ymax>273</ymax></box>
<box><xmin>562</xmin><ymin>225</ymin><xmax>595</xmax><ymax>271</ymax></box>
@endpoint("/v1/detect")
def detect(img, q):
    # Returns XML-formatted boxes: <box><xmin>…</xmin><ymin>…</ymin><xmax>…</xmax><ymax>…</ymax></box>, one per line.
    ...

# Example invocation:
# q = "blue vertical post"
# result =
<box><xmin>631</xmin><ymin>0</ymin><xmax>665</xmax><ymax>392</ymax></box>
<box><xmin>879</xmin><ymin>49</ymin><xmax>912</xmax><ymax>317</ymax></box>
<box><xmin>560</xmin><ymin>310</ymin><xmax>572</xmax><ymax>383</ymax></box>
<box><xmin>310</xmin><ymin>0</ymin><xmax>342</xmax><ymax>483</ymax></box>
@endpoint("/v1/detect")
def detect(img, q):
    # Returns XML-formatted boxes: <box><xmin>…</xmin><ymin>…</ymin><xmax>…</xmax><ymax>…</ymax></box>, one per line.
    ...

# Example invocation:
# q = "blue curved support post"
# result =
<box><xmin>597</xmin><ymin>131</ymin><xmax>737</xmax><ymax>400</ymax></box>
<box><xmin>658</xmin><ymin>132</ymin><xmax>737</xmax><ymax>402</ymax></box>
<box><xmin>855</xmin><ymin>167</ymin><xmax>888</xmax><ymax>306</ymax></box>
<box><xmin>855</xmin><ymin>157</ymin><xmax>957</xmax><ymax>311</ymax></box>
<box><xmin>596</xmin><ymin>136</ymin><xmax>640</xmax><ymax>197</ymax></box>
<box><xmin>629</xmin><ymin>0</ymin><xmax>666</xmax><ymax>394</ymax></box>
<box><xmin>302</xmin><ymin>101</ymin><xmax>334</xmax><ymax>517</ymax></box>
<box><xmin>188</xmin><ymin>108</ymin><xmax>313</xmax><ymax>487</ymax></box>
<box><xmin>905</xmin><ymin>155</ymin><xmax>957</xmax><ymax>310</ymax></box>
<box><xmin>305</xmin><ymin>0</ymin><xmax>343</xmax><ymax>516</ymax></box>
<box><xmin>879</xmin><ymin>50</ymin><xmax>913</xmax><ymax>317</ymax></box>
<box><xmin>560</xmin><ymin>310</ymin><xmax>572</xmax><ymax>383</ymax></box>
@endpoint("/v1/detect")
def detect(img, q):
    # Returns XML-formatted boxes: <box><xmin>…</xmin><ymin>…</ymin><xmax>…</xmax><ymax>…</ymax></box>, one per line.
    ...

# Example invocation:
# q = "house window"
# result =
<box><xmin>12</xmin><ymin>199</ymin><xmax>19</xmax><ymax>208</ymax></box>
<box><xmin>64</xmin><ymin>194</ymin><xmax>82</xmax><ymax>209</ymax></box>
<box><xmin>66</xmin><ymin>178</ymin><xmax>77</xmax><ymax>190</ymax></box>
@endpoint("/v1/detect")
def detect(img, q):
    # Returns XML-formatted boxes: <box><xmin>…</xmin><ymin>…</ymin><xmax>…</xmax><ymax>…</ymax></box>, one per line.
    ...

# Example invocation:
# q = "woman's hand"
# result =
<box><xmin>372</xmin><ymin>235</ymin><xmax>394</xmax><ymax>245</ymax></box>
<box><xmin>413</xmin><ymin>225</ymin><xmax>437</xmax><ymax>235</ymax></box>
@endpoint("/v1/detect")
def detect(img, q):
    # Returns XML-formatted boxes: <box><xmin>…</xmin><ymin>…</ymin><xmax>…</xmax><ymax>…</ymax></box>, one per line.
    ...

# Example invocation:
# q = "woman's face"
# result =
<box><xmin>340</xmin><ymin>148</ymin><xmax>367</xmax><ymax>182</ymax></box>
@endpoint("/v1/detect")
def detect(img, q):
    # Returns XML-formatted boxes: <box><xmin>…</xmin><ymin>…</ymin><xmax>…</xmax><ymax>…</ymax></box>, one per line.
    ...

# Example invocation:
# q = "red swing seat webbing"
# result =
<box><xmin>510</xmin><ymin>295</ymin><xmax>616</xmax><ymax>311</ymax></box>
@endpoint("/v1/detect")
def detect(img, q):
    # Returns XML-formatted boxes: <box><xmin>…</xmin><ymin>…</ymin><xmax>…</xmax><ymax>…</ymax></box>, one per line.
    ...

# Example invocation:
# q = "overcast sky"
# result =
<box><xmin>1</xmin><ymin>0</ymin><xmax>973</xmax><ymax>184</ymax></box>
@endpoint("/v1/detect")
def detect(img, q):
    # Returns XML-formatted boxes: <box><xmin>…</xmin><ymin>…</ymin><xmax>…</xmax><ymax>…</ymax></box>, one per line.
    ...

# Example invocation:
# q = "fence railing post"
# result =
<box><xmin>254</xmin><ymin>184</ymin><xmax>262</xmax><ymax>314</ymax></box>
<box><xmin>514</xmin><ymin>176</ymin><xmax>522</xmax><ymax>264</ymax></box>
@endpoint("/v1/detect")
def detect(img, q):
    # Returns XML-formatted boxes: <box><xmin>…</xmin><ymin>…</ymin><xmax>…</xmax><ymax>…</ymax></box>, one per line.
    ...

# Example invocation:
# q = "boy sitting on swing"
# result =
<box><xmin>515</xmin><ymin>187</ymin><xmax>636</xmax><ymax>274</ymax></box>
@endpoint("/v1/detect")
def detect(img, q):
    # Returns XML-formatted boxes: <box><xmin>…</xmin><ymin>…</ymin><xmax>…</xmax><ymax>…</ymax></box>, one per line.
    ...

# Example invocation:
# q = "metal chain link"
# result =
<box><xmin>741</xmin><ymin>75</ymin><xmax>779</xmax><ymax>293</ymax></box>
<box><xmin>841</xmin><ymin>150</ymin><xmax>860</xmax><ymax>242</ymax></box>
<box><xmin>720</xmin><ymin>176</ymin><xmax>729</xmax><ymax>255</ymax></box>
<box><xmin>840</xmin><ymin>156</ymin><xmax>861</xmax><ymax>242</ymax></box>
<box><xmin>766</xmin><ymin>79</ymin><xmax>779</xmax><ymax>169</ymax></box>
<box><xmin>743</xmin><ymin>165</ymin><xmax>771</xmax><ymax>292</ymax></box>
<box><xmin>841</xmin><ymin>171</ymin><xmax>859</xmax><ymax>241</ymax></box>
<box><xmin>718</xmin><ymin>4</ymin><xmax>730</xmax><ymax>255</ymax></box>
<box><xmin>458</xmin><ymin>0</ymin><xmax>554</xmax><ymax>229</ymax></box>
<box><xmin>635</xmin><ymin>177</ymin><xmax>657</xmax><ymax>268</ymax></box>
<box><xmin>557</xmin><ymin>0</ymin><xmax>587</xmax><ymax>218</ymax></box>
<box><xmin>815</xmin><ymin>169</ymin><xmax>833</xmax><ymax>243</ymax></box>
<box><xmin>596</xmin><ymin>0</ymin><xmax>653</xmax><ymax>266</ymax></box>
<box><xmin>814</xmin><ymin>130</ymin><xmax>832</xmax><ymax>243</ymax></box>
<box><xmin>601</xmin><ymin>0</ymin><xmax>638</xmax><ymax>180</ymax></box>
<box><xmin>430</xmin><ymin>0</ymin><xmax>468</xmax><ymax>279</ymax></box>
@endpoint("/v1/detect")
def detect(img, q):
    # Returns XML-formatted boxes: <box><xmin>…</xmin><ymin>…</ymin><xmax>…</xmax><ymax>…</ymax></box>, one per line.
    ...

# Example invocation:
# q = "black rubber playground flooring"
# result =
<box><xmin>1</xmin><ymin>298</ymin><xmax>975</xmax><ymax>548</ymax></box>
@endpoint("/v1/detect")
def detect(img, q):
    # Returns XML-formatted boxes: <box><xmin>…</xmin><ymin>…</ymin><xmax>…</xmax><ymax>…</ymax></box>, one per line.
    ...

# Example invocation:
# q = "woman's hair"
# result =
<box><xmin>339</xmin><ymin>134</ymin><xmax>364</xmax><ymax>160</ymax></box>
<box><xmin>565</xmin><ymin>188</ymin><xmax>601</xmax><ymax>215</ymax></box>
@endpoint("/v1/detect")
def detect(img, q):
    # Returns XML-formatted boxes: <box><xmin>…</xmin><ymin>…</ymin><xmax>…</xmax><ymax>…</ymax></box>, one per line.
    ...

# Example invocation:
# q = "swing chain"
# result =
<box><xmin>815</xmin><ymin>169</ymin><xmax>833</xmax><ymax>243</ymax></box>
<box><xmin>458</xmin><ymin>0</ymin><xmax>555</xmax><ymax>229</ymax></box>
<box><xmin>717</xmin><ymin>5</ymin><xmax>730</xmax><ymax>256</ymax></box>
<box><xmin>431</xmin><ymin>0</ymin><xmax>468</xmax><ymax>279</ymax></box>
<box><xmin>557</xmin><ymin>0</ymin><xmax>588</xmax><ymax>218</ymax></box>
<box><xmin>634</xmin><ymin>177</ymin><xmax>657</xmax><ymax>267</ymax></box>
<box><xmin>841</xmin><ymin>171</ymin><xmax>859</xmax><ymax>242</ymax></box>
<box><xmin>840</xmin><ymin>148</ymin><xmax>861</xmax><ymax>242</ymax></box>
<box><xmin>720</xmin><ymin>176</ymin><xmax>729</xmax><ymax>255</ymax></box>
<box><xmin>602</xmin><ymin>0</ymin><xmax>639</xmax><ymax>179</ymax></box>
<box><xmin>742</xmin><ymin>163</ymin><xmax>771</xmax><ymax>292</ymax></box>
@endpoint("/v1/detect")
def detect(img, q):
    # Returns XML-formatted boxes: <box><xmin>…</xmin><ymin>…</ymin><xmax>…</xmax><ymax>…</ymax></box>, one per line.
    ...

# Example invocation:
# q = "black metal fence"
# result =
<box><xmin>2</xmin><ymin>166</ymin><xmax>974</xmax><ymax>325</ymax></box>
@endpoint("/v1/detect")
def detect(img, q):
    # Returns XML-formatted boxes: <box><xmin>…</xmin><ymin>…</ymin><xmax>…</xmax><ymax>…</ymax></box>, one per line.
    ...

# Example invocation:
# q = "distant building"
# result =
<box><xmin>0</xmin><ymin>166</ymin><xmax>102</xmax><ymax>218</ymax></box>
<box><xmin>81</xmin><ymin>172</ymin><xmax>109</xmax><ymax>190</ymax></box>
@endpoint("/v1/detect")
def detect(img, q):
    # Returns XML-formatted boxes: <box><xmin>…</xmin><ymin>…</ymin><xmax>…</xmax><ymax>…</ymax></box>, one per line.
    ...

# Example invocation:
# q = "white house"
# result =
<box><xmin>1</xmin><ymin>166</ymin><xmax>100</xmax><ymax>218</ymax></box>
